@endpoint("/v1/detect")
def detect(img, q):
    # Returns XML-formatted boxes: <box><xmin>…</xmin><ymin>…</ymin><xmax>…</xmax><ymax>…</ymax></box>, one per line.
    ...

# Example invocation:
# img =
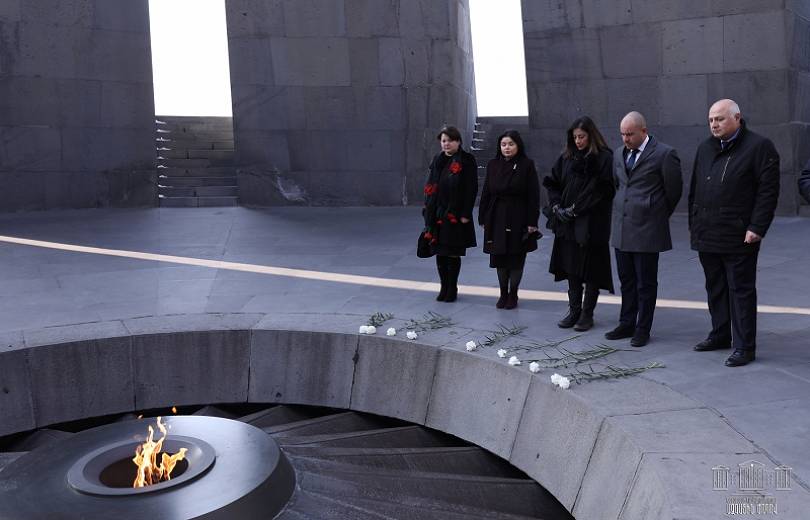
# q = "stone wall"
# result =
<box><xmin>521</xmin><ymin>1</ymin><xmax>810</xmax><ymax>215</ymax></box>
<box><xmin>226</xmin><ymin>0</ymin><xmax>476</xmax><ymax>206</ymax></box>
<box><xmin>0</xmin><ymin>0</ymin><xmax>156</xmax><ymax>212</ymax></box>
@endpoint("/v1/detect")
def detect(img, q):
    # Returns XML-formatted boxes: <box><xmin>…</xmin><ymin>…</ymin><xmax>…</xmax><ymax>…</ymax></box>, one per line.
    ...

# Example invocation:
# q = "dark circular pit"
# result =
<box><xmin>0</xmin><ymin>416</ymin><xmax>295</xmax><ymax>520</ymax></box>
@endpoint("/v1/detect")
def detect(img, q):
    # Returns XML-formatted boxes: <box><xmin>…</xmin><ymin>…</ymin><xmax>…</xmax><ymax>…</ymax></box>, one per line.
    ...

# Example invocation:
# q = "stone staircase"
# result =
<box><xmin>156</xmin><ymin>116</ymin><xmax>238</xmax><ymax>207</ymax></box>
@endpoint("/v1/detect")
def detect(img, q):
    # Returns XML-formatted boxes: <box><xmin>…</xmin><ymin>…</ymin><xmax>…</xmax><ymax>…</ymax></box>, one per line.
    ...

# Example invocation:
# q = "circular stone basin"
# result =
<box><xmin>0</xmin><ymin>416</ymin><xmax>295</xmax><ymax>520</ymax></box>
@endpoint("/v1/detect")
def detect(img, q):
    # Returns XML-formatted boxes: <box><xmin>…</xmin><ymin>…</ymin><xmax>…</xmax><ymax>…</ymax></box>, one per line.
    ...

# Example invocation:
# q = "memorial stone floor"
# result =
<box><xmin>1</xmin><ymin>206</ymin><xmax>809</xmax><ymax>515</ymax></box>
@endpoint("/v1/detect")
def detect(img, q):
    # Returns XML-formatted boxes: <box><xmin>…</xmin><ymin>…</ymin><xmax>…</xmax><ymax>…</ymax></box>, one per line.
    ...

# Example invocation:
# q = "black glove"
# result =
<box><xmin>554</xmin><ymin>204</ymin><xmax>576</xmax><ymax>223</ymax></box>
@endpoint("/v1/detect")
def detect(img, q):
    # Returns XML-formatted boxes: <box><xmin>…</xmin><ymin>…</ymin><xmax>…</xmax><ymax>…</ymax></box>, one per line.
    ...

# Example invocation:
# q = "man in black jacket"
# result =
<box><xmin>800</xmin><ymin>159</ymin><xmax>810</xmax><ymax>203</ymax></box>
<box><xmin>689</xmin><ymin>99</ymin><xmax>780</xmax><ymax>367</ymax></box>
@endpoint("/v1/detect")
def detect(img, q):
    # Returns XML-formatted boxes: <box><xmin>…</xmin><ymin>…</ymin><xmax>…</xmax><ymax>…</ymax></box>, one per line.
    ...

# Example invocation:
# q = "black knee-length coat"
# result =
<box><xmin>478</xmin><ymin>155</ymin><xmax>540</xmax><ymax>255</ymax></box>
<box><xmin>422</xmin><ymin>149</ymin><xmax>478</xmax><ymax>256</ymax></box>
<box><xmin>544</xmin><ymin>147</ymin><xmax>615</xmax><ymax>291</ymax></box>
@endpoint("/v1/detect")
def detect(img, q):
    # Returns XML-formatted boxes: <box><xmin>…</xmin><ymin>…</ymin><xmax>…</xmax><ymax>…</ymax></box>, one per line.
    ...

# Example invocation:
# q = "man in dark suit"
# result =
<box><xmin>606</xmin><ymin>112</ymin><xmax>682</xmax><ymax>347</ymax></box>
<box><xmin>799</xmin><ymin>159</ymin><xmax>810</xmax><ymax>203</ymax></box>
<box><xmin>689</xmin><ymin>99</ymin><xmax>780</xmax><ymax>367</ymax></box>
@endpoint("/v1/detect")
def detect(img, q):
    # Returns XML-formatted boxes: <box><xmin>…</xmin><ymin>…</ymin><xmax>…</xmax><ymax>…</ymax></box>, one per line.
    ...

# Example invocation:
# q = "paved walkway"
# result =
<box><xmin>1</xmin><ymin>207</ymin><xmax>809</xmax><ymax>515</ymax></box>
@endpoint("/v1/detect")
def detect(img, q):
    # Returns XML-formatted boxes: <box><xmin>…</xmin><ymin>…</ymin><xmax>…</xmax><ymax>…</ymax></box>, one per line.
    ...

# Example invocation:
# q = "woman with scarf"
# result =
<box><xmin>544</xmin><ymin>116</ymin><xmax>615</xmax><ymax>330</ymax></box>
<box><xmin>478</xmin><ymin>130</ymin><xmax>540</xmax><ymax>309</ymax></box>
<box><xmin>421</xmin><ymin>125</ymin><xmax>478</xmax><ymax>302</ymax></box>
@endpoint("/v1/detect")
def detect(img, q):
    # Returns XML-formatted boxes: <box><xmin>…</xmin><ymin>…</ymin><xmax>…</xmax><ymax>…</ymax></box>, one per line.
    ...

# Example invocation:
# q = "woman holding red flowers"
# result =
<box><xmin>478</xmin><ymin>130</ymin><xmax>540</xmax><ymax>309</ymax></box>
<box><xmin>421</xmin><ymin>125</ymin><xmax>478</xmax><ymax>302</ymax></box>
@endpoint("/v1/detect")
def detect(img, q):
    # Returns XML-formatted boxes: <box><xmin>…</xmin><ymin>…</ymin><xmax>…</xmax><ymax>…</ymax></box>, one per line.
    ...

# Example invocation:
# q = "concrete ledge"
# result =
<box><xmin>1</xmin><ymin>318</ymin><xmax>808</xmax><ymax>519</ymax></box>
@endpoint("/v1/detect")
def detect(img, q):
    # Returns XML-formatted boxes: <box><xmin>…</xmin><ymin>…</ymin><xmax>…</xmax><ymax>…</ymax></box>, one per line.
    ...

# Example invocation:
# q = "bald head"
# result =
<box><xmin>620</xmin><ymin>111</ymin><xmax>648</xmax><ymax>150</ymax></box>
<box><xmin>708</xmin><ymin>99</ymin><xmax>742</xmax><ymax>140</ymax></box>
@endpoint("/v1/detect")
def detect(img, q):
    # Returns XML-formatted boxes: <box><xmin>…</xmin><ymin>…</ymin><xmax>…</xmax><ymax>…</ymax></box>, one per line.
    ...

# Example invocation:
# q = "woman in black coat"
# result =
<box><xmin>421</xmin><ymin>125</ymin><xmax>478</xmax><ymax>302</ymax></box>
<box><xmin>478</xmin><ymin>130</ymin><xmax>540</xmax><ymax>309</ymax></box>
<box><xmin>544</xmin><ymin>116</ymin><xmax>615</xmax><ymax>331</ymax></box>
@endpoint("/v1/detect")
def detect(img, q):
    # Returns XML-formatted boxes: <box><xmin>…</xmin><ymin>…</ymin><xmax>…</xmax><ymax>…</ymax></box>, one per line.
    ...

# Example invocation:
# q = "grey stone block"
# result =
<box><xmin>581</xmin><ymin>0</ymin><xmax>632</xmax><ymax>28</ymax></box>
<box><xmin>61</xmin><ymin>127</ymin><xmax>154</xmax><ymax>172</ymax></box>
<box><xmin>707</xmin><ymin>70</ymin><xmax>790</xmax><ymax>125</ymax></box>
<box><xmin>123</xmin><ymin>313</ymin><xmax>264</xmax><ymax>335</ymax></box>
<box><xmin>345</xmin><ymin>0</ymin><xmax>399</xmax><ymax>37</ymax></box>
<box><xmin>630</xmin><ymin>0</ymin><xmax>712</xmax><ymax>23</ymax></box>
<box><xmin>227</xmin><ymin>36</ymin><xmax>275</xmax><ymax>86</ymax></box>
<box><xmin>354</xmin><ymin>87</ymin><xmax>405</xmax><ymax>130</ymax></box>
<box><xmin>510</xmin><ymin>375</ymin><xmax>603</xmax><ymax>510</ymax></box>
<box><xmin>0</xmin><ymin>126</ymin><xmax>62</xmax><ymax>172</ymax></box>
<box><xmin>521</xmin><ymin>0</ymin><xmax>580</xmax><ymax>34</ymax></box>
<box><xmin>270</xmin><ymin>37</ymin><xmax>351</xmax><ymax>86</ymax></box>
<box><xmin>20</xmin><ymin>0</ymin><xmax>92</xmax><ymax>27</ymax></box>
<box><xmin>233</xmin><ymin>130</ymin><xmax>291</xmax><ymax>170</ymax></box>
<box><xmin>100</xmin><ymin>81</ymin><xmax>154</xmax><ymax>129</ymax></box>
<box><xmin>282</xmin><ymin>0</ymin><xmax>346</xmax><ymax>37</ymax></box>
<box><xmin>723</xmin><ymin>12</ymin><xmax>788</xmax><ymax>72</ymax></box>
<box><xmin>132</xmin><ymin>330</ymin><xmax>250</xmax><ymax>409</ymax></box>
<box><xmin>606</xmin><ymin>76</ymin><xmax>661</xmax><ymax>127</ymax></box>
<box><xmin>0</xmin><ymin>1</ymin><xmax>20</xmax><ymax>22</ymax></box>
<box><xmin>348</xmin><ymin>38</ymin><xmax>380</xmax><ymax>86</ymax></box>
<box><xmin>660</xmin><ymin>75</ymin><xmax>709</xmax><ymax>126</ymax></box>
<box><xmin>249</xmin><ymin>330</ymin><xmax>357</xmax><ymax>407</ymax></box>
<box><xmin>27</xmin><ymin>337</ymin><xmax>134</xmax><ymax>426</ymax></box>
<box><xmin>378</xmin><ymin>38</ymin><xmax>405</xmax><ymax>86</ymax></box>
<box><xmin>225</xmin><ymin>0</ymin><xmax>285</xmax><ymax>38</ymax></box>
<box><xmin>789</xmin><ymin>13</ymin><xmax>810</xmax><ymax>72</ymax></box>
<box><xmin>350</xmin><ymin>335</ymin><xmax>438</xmax><ymax>424</ymax></box>
<box><xmin>0</xmin><ymin>349</ymin><xmax>35</xmax><ymax>437</ymax></box>
<box><xmin>599</xmin><ymin>23</ymin><xmax>662</xmax><ymax>78</ymax></box>
<box><xmin>426</xmin><ymin>349</ymin><xmax>531</xmax><ymax>459</ymax></box>
<box><xmin>712</xmin><ymin>0</ymin><xmax>785</xmax><ymax>16</ymax></box>
<box><xmin>305</xmin><ymin>169</ymin><xmax>403</xmax><ymax>205</ymax></box>
<box><xmin>22</xmin><ymin>321</ymin><xmax>128</xmax><ymax>347</ymax></box>
<box><xmin>662</xmin><ymin>17</ymin><xmax>724</xmax><ymax>75</ymax></box>
<box><xmin>0</xmin><ymin>77</ymin><xmax>60</xmax><ymax>126</ymax></box>
<box><xmin>575</xmin><ymin>409</ymin><xmax>757</xmax><ymax>519</ymax></box>
<box><xmin>231</xmin><ymin>85</ymin><xmax>290</xmax><ymax>131</ymax></box>
<box><xmin>570</xmin><ymin>377</ymin><xmax>702</xmax><ymax>416</ymax></box>
<box><xmin>402</xmin><ymin>39</ymin><xmax>430</xmax><ymax>86</ymax></box>
<box><xmin>93</xmin><ymin>0</ymin><xmax>150</xmax><ymax>32</ymax></box>
<box><xmin>524</xmin><ymin>29</ymin><xmax>604</xmax><ymax>83</ymax></box>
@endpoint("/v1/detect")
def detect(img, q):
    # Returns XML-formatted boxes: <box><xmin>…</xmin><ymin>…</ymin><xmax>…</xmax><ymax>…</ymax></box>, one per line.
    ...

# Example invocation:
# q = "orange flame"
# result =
<box><xmin>132</xmin><ymin>416</ymin><xmax>187</xmax><ymax>488</ymax></box>
<box><xmin>171</xmin><ymin>406</ymin><xmax>177</xmax><ymax>414</ymax></box>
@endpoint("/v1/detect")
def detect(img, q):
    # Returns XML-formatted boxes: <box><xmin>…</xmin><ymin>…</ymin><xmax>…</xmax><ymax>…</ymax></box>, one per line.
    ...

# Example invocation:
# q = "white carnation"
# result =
<box><xmin>508</xmin><ymin>356</ymin><xmax>521</xmax><ymax>366</ymax></box>
<box><xmin>529</xmin><ymin>361</ymin><xmax>541</xmax><ymax>373</ymax></box>
<box><xmin>386</xmin><ymin>327</ymin><xmax>396</xmax><ymax>336</ymax></box>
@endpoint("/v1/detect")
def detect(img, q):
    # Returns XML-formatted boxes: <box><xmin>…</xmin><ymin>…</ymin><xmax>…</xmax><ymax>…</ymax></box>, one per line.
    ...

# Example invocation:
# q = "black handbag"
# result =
<box><xmin>417</xmin><ymin>229</ymin><xmax>434</xmax><ymax>258</ymax></box>
<box><xmin>522</xmin><ymin>229</ymin><xmax>541</xmax><ymax>253</ymax></box>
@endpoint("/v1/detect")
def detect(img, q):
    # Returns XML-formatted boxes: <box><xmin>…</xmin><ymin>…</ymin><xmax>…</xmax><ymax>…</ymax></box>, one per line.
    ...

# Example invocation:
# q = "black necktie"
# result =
<box><xmin>626</xmin><ymin>149</ymin><xmax>639</xmax><ymax>170</ymax></box>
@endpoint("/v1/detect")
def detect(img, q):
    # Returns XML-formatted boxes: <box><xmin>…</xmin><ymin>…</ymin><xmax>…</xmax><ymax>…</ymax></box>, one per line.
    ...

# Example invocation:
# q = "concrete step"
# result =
<box><xmin>158</xmin><ymin>130</ymin><xmax>234</xmax><ymax>141</ymax></box>
<box><xmin>158</xmin><ymin>138</ymin><xmax>235</xmax><ymax>151</ymax></box>
<box><xmin>159</xmin><ymin>186</ymin><xmax>238</xmax><ymax>198</ymax></box>
<box><xmin>158</xmin><ymin>158</ymin><xmax>211</xmax><ymax>168</ymax></box>
<box><xmin>158</xmin><ymin>167</ymin><xmax>236</xmax><ymax>177</ymax></box>
<box><xmin>159</xmin><ymin>149</ymin><xmax>234</xmax><ymax>160</ymax></box>
<box><xmin>274</xmin><ymin>425</ymin><xmax>466</xmax><ymax>448</ymax></box>
<box><xmin>240</xmin><ymin>405</ymin><xmax>335</xmax><ymax>429</ymax></box>
<box><xmin>265</xmin><ymin>412</ymin><xmax>399</xmax><ymax>438</ymax></box>
<box><xmin>159</xmin><ymin>176</ymin><xmax>237</xmax><ymax>187</ymax></box>
<box><xmin>282</xmin><ymin>445</ymin><xmax>525</xmax><ymax>479</ymax></box>
<box><xmin>158</xmin><ymin>195</ymin><xmax>238</xmax><ymax>207</ymax></box>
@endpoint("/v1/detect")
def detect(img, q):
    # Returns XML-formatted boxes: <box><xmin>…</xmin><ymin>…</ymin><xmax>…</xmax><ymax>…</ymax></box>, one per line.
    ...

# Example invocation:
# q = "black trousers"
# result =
<box><xmin>615</xmin><ymin>250</ymin><xmax>659</xmax><ymax>333</ymax></box>
<box><xmin>698</xmin><ymin>251</ymin><xmax>759</xmax><ymax>351</ymax></box>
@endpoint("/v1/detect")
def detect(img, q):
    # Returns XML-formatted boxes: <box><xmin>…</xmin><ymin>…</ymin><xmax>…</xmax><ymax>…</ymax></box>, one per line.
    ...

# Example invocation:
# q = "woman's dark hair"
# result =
<box><xmin>494</xmin><ymin>129</ymin><xmax>527</xmax><ymax>160</ymax></box>
<box><xmin>436</xmin><ymin>125</ymin><xmax>463</xmax><ymax>145</ymax></box>
<box><xmin>563</xmin><ymin>116</ymin><xmax>608</xmax><ymax>158</ymax></box>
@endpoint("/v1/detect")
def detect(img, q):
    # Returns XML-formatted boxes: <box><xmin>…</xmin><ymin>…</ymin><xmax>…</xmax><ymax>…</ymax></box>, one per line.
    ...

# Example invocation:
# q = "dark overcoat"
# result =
<box><xmin>611</xmin><ymin>136</ymin><xmax>683</xmax><ymax>252</ymax></box>
<box><xmin>799</xmin><ymin>158</ymin><xmax>810</xmax><ymax>204</ymax></box>
<box><xmin>689</xmin><ymin>122</ymin><xmax>780</xmax><ymax>254</ymax></box>
<box><xmin>422</xmin><ymin>149</ymin><xmax>478</xmax><ymax>255</ymax></box>
<box><xmin>478</xmin><ymin>156</ymin><xmax>540</xmax><ymax>255</ymax></box>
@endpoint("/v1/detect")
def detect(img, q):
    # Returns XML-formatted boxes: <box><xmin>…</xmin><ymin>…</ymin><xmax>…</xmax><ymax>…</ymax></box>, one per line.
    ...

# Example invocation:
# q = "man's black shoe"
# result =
<box><xmin>725</xmin><ymin>349</ymin><xmax>755</xmax><ymax>367</ymax></box>
<box><xmin>630</xmin><ymin>330</ymin><xmax>649</xmax><ymax>347</ymax></box>
<box><xmin>693</xmin><ymin>337</ymin><xmax>731</xmax><ymax>351</ymax></box>
<box><xmin>604</xmin><ymin>325</ymin><xmax>634</xmax><ymax>340</ymax></box>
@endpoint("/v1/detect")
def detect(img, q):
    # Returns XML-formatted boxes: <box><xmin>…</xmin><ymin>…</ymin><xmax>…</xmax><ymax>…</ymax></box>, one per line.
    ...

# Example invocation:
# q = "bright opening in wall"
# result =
<box><xmin>148</xmin><ymin>0</ymin><xmax>233</xmax><ymax>116</ymax></box>
<box><xmin>469</xmin><ymin>0</ymin><xmax>529</xmax><ymax>118</ymax></box>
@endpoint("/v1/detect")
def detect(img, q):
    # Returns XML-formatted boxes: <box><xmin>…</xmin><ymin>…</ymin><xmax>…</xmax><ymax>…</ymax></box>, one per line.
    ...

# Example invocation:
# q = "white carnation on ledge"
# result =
<box><xmin>508</xmin><ymin>355</ymin><xmax>521</xmax><ymax>366</ymax></box>
<box><xmin>465</xmin><ymin>341</ymin><xmax>477</xmax><ymax>351</ymax></box>
<box><xmin>365</xmin><ymin>325</ymin><xmax>377</xmax><ymax>335</ymax></box>
<box><xmin>497</xmin><ymin>349</ymin><xmax>508</xmax><ymax>358</ymax></box>
<box><xmin>359</xmin><ymin>325</ymin><xmax>369</xmax><ymax>334</ymax></box>
<box><xmin>550</xmin><ymin>373</ymin><xmax>562</xmax><ymax>384</ymax></box>
<box><xmin>406</xmin><ymin>331</ymin><xmax>418</xmax><ymax>340</ymax></box>
<box><xmin>529</xmin><ymin>361</ymin><xmax>540</xmax><ymax>373</ymax></box>
<box><xmin>558</xmin><ymin>376</ymin><xmax>571</xmax><ymax>389</ymax></box>
<box><xmin>386</xmin><ymin>327</ymin><xmax>396</xmax><ymax>336</ymax></box>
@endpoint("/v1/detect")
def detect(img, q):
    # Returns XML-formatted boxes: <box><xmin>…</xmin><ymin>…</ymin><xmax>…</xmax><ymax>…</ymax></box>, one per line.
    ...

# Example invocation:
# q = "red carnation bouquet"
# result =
<box><xmin>449</xmin><ymin>161</ymin><xmax>462</xmax><ymax>175</ymax></box>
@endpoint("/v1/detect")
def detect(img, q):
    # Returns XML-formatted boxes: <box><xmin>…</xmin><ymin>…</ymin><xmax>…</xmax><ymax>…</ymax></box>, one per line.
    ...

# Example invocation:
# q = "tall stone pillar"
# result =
<box><xmin>226</xmin><ymin>0</ymin><xmax>476</xmax><ymax>206</ymax></box>
<box><xmin>521</xmin><ymin>1</ymin><xmax>810</xmax><ymax>214</ymax></box>
<box><xmin>0</xmin><ymin>0</ymin><xmax>156</xmax><ymax>211</ymax></box>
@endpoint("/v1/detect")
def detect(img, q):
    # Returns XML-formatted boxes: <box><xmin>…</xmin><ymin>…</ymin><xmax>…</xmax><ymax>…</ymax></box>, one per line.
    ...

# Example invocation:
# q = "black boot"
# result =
<box><xmin>444</xmin><ymin>257</ymin><xmax>461</xmax><ymax>302</ymax></box>
<box><xmin>435</xmin><ymin>256</ymin><xmax>448</xmax><ymax>301</ymax></box>
<box><xmin>496</xmin><ymin>268</ymin><xmax>509</xmax><ymax>308</ymax></box>
<box><xmin>574</xmin><ymin>284</ymin><xmax>599</xmax><ymax>331</ymax></box>
<box><xmin>558</xmin><ymin>283</ymin><xmax>583</xmax><ymax>328</ymax></box>
<box><xmin>505</xmin><ymin>268</ymin><xmax>523</xmax><ymax>310</ymax></box>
